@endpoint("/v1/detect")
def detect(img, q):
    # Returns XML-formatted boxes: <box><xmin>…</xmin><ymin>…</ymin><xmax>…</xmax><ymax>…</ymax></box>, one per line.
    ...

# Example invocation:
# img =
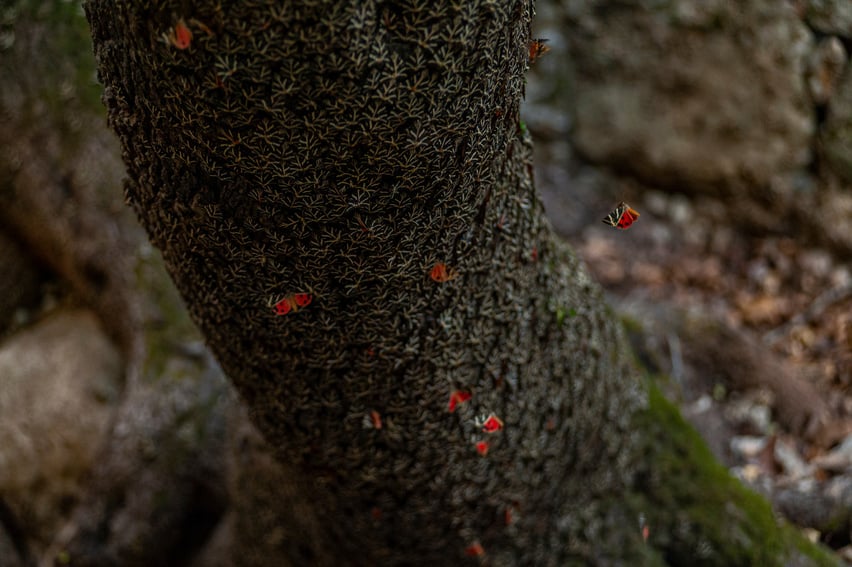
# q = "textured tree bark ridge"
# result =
<box><xmin>86</xmin><ymin>0</ymin><xmax>644</xmax><ymax>563</ymax></box>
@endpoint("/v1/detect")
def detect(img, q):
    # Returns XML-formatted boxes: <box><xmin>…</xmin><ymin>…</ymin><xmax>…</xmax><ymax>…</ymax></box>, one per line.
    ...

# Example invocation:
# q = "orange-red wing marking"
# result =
<box><xmin>602</xmin><ymin>202</ymin><xmax>640</xmax><ymax>230</ymax></box>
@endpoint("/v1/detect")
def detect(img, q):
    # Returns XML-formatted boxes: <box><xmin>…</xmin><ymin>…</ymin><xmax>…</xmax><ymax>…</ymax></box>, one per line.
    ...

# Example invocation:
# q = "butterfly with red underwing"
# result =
<box><xmin>528</xmin><ymin>38</ymin><xmax>551</xmax><ymax>64</ymax></box>
<box><xmin>602</xmin><ymin>202</ymin><xmax>640</xmax><ymax>230</ymax></box>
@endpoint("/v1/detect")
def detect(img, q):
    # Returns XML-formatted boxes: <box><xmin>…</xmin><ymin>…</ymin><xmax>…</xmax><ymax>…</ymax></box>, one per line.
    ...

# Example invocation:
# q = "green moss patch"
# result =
<box><xmin>623</xmin><ymin>382</ymin><xmax>839</xmax><ymax>567</ymax></box>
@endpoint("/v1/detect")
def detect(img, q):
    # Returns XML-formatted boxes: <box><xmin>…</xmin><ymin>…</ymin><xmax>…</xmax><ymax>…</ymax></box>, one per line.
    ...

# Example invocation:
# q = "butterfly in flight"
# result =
<box><xmin>602</xmin><ymin>202</ymin><xmax>640</xmax><ymax>230</ymax></box>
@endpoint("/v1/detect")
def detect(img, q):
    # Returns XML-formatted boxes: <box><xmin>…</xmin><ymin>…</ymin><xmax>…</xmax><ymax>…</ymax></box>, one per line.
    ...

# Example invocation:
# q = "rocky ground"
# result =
<box><xmin>525</xmin><ymin>6</ymin><xmax>852</xmax><ymax>562</ymax></box>
<box><xmin>538</xmin><ymin>153</ymin><xmax>852</xmax><ymax>560</ymax></box>
<box><xmin>527</xmin><ymin>1</ymin><xmax>852</xmax><ymax>559</ymax></box>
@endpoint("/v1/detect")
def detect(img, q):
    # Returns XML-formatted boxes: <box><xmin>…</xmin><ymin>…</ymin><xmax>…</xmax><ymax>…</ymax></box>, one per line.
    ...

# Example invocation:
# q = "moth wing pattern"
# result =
<box><xmin>602</xmin><ymin>202</ymin><xmax>640</xmax><ymax>230</ymax></box>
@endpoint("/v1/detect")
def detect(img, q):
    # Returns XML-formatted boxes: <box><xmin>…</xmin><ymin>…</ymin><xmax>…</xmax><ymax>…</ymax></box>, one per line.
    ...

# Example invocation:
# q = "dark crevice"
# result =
<box><xmin>0</xmin><ymin>496</ymin><xmax>34</xmax><ymax>567</ymax></box>
<box><xmin>172</xmin><ymin>479</ymin><xmax>229</xmax><ymax>567</ymax></box>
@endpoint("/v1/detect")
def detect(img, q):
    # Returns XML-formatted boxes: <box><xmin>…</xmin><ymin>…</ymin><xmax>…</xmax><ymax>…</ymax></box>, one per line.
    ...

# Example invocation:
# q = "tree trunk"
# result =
<box><xmin>85</xmin><ymin>0</ymin><xmax>643</xmax><ymax>562</ymax></box>
<box><xmin>82</xmin><ymin>1</ymin><xmax>838</xmax><ymax>565</ymax></box>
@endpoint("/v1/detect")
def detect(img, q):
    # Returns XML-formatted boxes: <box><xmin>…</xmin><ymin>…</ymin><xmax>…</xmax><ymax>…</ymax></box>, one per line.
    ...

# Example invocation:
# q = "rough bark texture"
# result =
<box><xmin>85</xmin><ymin>0</ymin><xmax>645</xmax><ymax>563</ymax></box>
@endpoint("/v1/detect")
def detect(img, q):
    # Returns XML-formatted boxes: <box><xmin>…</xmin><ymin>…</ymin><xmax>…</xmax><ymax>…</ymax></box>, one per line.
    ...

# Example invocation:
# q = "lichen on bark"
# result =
<box><xmin>85</xmin><ymin>0</ymin><xmax>646</xmax><ymax>562</ymax></box>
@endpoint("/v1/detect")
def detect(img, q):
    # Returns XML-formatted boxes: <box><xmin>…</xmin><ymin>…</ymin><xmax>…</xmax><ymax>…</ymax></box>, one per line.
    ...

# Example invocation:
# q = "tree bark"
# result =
<box><xmin>85</xmin><ymin>0</ymin><xmax>644</xmax><ymax>563</ymax></box>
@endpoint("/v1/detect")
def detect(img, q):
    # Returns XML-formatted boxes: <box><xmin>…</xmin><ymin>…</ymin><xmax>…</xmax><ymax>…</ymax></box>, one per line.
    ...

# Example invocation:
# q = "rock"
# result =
<box><xmin>812</xmin><ymin>433</ymin><xmax>852</xmax><ymax>473</ymax></box>
<box><xmin>732</xmin><ymin>463</ymin><xmax>763</xmax><ymax>483</ymax></box>
<box><xmin>773</xmin><ymin>437</ymin><xmax>812</xmax><ymax>479</ymax></box>
<box><xmin>774</xmin><ymin>475</ymin><xmax>852</xmax><ymax>537</ymax></box>
<box><xmin>806</xmin><ymin>0</ymin><xmax>852</xmax><ymax>37</ymax></box>
<box><xmin>724</xmin><ymin>396</ymin><xmax>774</xmax><ymax>435</ymax></box>
<box><xmin>561</xmin><ymin>0</ymin><xmax>814</xmax><ymax>188</ymax></box>
<box><xmin>824</xmin><ymin>474</ymin><xmax>852</xmax><ymax>504</ymax></box>
<box><xmin>830</xmin><ymin>266</ymin><xmax>850</xmax><ymax>288</ymax></box>
<box><xmin>822</xmin><ymin>63</ymin><xmax>852</xmax><ymax>182</ymax></box>
<box><xmin>0</xmin><ymin>310</ymin><xmax>122</xmax><ymax>554</ymax></box>
<box><xmin>806</xmin><ymin>36</ymin><xmax>847</xmax><ymax>105</ymax></box>
<box><xmin>59</xmin><ymin>345</ymin><xmax>230</xmax><ymax>566</ymax></box>
<box><xmin>798</xmin><ymin>248</ymin><xmax>833</xmax><ymax>280</ymax></box>
<box><xmin>730</xmin><ymin>435</ymin><xmax>768</xmax><ymax>459</ymax></box>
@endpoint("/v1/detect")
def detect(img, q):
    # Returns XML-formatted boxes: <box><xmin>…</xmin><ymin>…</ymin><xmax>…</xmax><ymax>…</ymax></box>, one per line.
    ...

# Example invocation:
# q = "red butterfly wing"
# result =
<box><xmin>616</xmin><ymin>207</ymin><xmax>640</xmax><ymax>229</ymax></box>
<box><xmin>274</xmin><ymin>297</ymin><xmax>292</xmax><ymax>316</ymax></box>
<box><xmin>603</xmin><ymin>202</ymin><xmax>640</xmax><ymax>230</ymax></box>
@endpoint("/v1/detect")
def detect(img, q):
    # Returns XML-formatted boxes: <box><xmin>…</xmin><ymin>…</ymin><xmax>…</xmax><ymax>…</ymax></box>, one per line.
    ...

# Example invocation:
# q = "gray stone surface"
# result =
<box><xmin>806</xmin><ymin>36</ymin><xmax>847</xmax><ymax>105</ymax></box>
<box><xmin>0</xmin><ymin>309</ymin><xmax>122</xmax><ymax>553</ymax></box>
<box><xmin>806</xmin><ymin>0</ymin><xmax>852</xmax><ymax>37</ymax></box>
<box><xmin>560</xmin><ymin>0</ymin><xmax>814</xmax><ymax>188</ymax></box>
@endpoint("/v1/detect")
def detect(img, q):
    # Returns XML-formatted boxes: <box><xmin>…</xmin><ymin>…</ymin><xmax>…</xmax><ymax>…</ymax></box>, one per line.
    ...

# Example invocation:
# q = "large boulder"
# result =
<box><xmin>561</xmin><ymin>0</ymin><xmax>814</xmax><ymax>189</ymax></box>
<box><xmin>806</xmin><ymin>0</ymin><xmax>852</xmax><ymax>38</ymax></box>
<box><xmin>0</xmin><ymin>310</ymin><xmax>122</xmax><ymax>555</ymax></box>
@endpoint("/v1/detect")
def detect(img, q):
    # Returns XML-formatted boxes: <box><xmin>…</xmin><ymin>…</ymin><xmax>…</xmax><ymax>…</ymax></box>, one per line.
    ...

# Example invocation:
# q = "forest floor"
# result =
<box><xmin>533</xmin><ymin>136</ymin><xmax>852</xmax><ymax>562</ymax></box>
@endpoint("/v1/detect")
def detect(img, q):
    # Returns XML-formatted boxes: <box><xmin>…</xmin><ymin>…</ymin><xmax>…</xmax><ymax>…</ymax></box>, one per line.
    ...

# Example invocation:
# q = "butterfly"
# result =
<box><xmin>166</xmin><ymin>19</ymin><xmax>192</xmax><ymax>49</ymax></box>
<box><xmin>529</xmin><ymin>38</ymin><xmax>551</xmax><ymax>63</ymax></box>
<box><xmin>448</xmin><ymin>390</ymin><xmax>472</xmax><ymax>413</ymax></box>
<box><xmin>481</xmin><ymin>414</ymin><xmax>504</xmax><ymax>433</ymax></box>
<box><xmin>602</xmin><ymin>202</ymin><xmax>640</xmax><ymax>229</ymax></box>
<box><xmin>430</xmin><ymin>262</ymin><xmax>458</xmax><ymax>283</ymax></box>
<box><xmin>273</xmin><ymin>293</ymin><xmax>313</xmax><ymax>316</ymax></box>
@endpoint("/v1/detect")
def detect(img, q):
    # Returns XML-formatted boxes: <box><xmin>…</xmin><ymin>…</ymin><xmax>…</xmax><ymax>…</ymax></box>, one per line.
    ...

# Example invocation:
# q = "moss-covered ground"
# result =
<box><xmin>617</xmin><ymin>381</ymin><xmax>840</xmax><ymax>566</ymax></box>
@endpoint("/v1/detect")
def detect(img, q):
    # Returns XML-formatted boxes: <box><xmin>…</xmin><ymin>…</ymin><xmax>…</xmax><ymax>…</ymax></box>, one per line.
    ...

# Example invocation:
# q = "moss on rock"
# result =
<box><xmin>626</xmin><ymin>383</ymin><xmax>839</xmax><ymax>567</ymax></box>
